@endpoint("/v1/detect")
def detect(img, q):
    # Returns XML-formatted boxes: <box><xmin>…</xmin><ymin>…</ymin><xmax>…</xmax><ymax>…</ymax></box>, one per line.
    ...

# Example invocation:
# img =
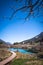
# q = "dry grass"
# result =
<box><xmin>25</xmin><ymin>60</ymin><xmax>43</xmax><ymax>65</ymax></box>
<box><xmin>0</xmin><ymin>49</ymin><xmax>12</xmax><ymax>61</ymax></box>
<box><xmin>16</xmin><ymin>52</ymin><xmax>37</xmax><ymax>59</ymax></box>
<box><xmin>6</xmin><ymin>52</ymin><xmax>43</xmax><ymax>65</ymax></box>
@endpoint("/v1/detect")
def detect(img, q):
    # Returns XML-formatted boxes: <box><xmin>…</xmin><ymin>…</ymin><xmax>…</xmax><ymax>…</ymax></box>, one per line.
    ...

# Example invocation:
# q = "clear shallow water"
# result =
<box><xmin>9</xmin><ymin>48</ymin><xmax>33</xmax><ymax>54</ymax></box>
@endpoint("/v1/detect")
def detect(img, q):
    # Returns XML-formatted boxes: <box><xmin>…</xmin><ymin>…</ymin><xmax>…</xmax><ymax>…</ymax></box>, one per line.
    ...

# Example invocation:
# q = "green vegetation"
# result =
<box><xmin>0</xmin><ymin>42</ymin><xmax>3</xmax><ymax>44</ymax></box>
<box><xmin>12</xmin><ymin>59</ymin><xmax>28</xmax><ymax>65</ymax></box>
<box><xmin>27</xmin><ymin>48</ymin><xmax>38</xmax><ymax>53</ymax></box>
<box><xmin>8</xmin><ymin>52</ymin><xmax>43</xmax><ymax>65</ymax></box>
<box><xmin>11</xmin><ymin>59</ymin><xmax>43</xmax><ymax>65</ymax></box>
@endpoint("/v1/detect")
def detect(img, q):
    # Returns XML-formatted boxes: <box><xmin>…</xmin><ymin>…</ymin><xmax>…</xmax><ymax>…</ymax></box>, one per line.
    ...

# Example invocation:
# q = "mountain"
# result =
<box><xmin>0</xmin><ymin>39</ymin><xmax>6</xmax><ymax>44</ymax></box>
<box><xmin>0</xmin><ymin>39</ymin><xmax>11</xmax><ymax>44</ymax></box>
<box><xmin>19</xmin><ymin>32</ymin><xmax>43</xmax><ymax>44</ymax></box>
<box><xmin>0</xmin><ymin>39</ymin><xmax>12</xmax><ymax>48</ymax></box>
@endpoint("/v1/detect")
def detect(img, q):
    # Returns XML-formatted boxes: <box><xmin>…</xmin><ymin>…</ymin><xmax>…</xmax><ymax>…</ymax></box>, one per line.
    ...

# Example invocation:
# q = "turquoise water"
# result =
<box><xmin>9</xmin><ymin>48</ymin><xmax>33</xmax><ymax>54</ymax></box>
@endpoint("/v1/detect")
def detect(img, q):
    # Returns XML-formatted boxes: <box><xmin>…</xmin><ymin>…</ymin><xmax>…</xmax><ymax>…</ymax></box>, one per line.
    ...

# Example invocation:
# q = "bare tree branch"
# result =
<box><xmin>7</xmin><ymin>0</ymin><xmax>43</xmax><ymax>20</ymax></box>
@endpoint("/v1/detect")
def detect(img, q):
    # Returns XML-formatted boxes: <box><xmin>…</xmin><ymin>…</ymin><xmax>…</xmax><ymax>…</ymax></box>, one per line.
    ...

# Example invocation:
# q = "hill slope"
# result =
<box><xmin>0</xmin><ymin>39</ymin><xmax>11</xmax><ymax>48</ymax></box>
<box><xmin>19</xmin><ymin>32</ymin><xmax>43</xmax><ymax>44</ymax></box>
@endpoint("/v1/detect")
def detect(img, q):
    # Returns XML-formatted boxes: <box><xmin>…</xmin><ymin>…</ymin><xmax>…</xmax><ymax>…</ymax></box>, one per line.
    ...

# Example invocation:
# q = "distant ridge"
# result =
<box><xmin>19</xmin><ymin>32</ymin><xmax>43</xmax><ymax>44</ymax></box>
<box><xmin>0</xmin><ymin>39</ymin><xmax>11</xmax><ymax>45</ymax></box>
<box><xmin>0</xmin><ymin>39</ymin><xmax>6</xmax><ymax>44</ymax></box>
<box><xmin>0</xmin><ymin>32</ymin><xmax>43</xmax><ymax>44</ymax></box>
<box><xmin>0</xmin><ymin>39</ymin><xmax>12</xmax><ymax>48</ymax></box>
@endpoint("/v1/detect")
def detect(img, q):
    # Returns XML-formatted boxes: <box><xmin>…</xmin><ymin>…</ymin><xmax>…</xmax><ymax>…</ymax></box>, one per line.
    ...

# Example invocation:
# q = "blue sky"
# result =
<box><xmin>0</xmin><ymin>0</ymin><xmax>43</xmax><ymax>44</ymax></box>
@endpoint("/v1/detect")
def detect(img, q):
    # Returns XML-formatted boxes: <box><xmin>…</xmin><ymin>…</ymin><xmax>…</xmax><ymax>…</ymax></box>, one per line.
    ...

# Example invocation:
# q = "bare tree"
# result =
<box><xmin>3</xmin><ymin>0</ymin><xmax>43</xmax><ymax>20</ymax></box>
<box><xmin>9</xmin><ymin>0</ymin><xmax>43</xmax><ymax>20</ymax></box>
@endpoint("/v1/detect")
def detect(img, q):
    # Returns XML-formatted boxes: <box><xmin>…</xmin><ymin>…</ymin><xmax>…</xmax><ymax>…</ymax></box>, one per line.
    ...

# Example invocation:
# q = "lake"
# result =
<box><xmin>9</xmin><ymin>48</ymin><xmax>33</xmax><ymax>54</ymax></box>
